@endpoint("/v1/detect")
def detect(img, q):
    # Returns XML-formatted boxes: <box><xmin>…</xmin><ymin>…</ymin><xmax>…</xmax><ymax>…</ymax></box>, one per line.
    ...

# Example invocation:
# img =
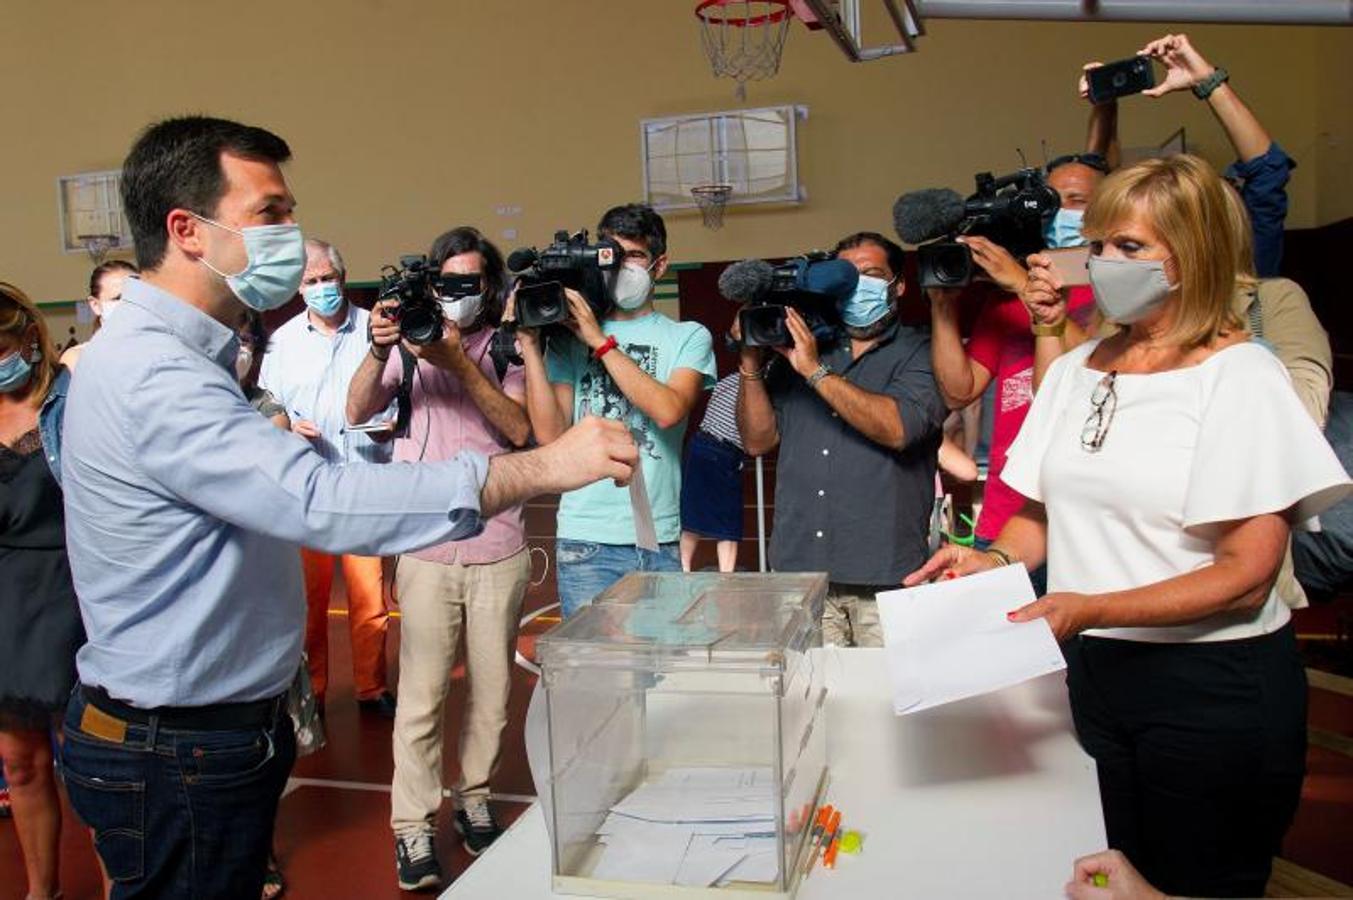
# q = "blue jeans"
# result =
<box><xmin>974</xmin><ymin>535</ymin><xmax>1048</xmax><ymax>597</ymax></box>
<box><xmin>61</xmin><ymin>690</ymin><xmax>295</xmax><ymax>899</ymax></box>
<box><xmin>555</xmin><ymin>540</ymin><xmax>681</xmax><ymax>618</ymax></box>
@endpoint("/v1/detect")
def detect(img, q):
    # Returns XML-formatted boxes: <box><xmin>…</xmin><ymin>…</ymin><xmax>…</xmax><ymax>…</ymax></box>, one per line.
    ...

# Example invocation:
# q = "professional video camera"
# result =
<box><xmin>377</xmin><ymin>254</ymin><xmax>481</xmax><ymax>345</ymax></box>
<box><xmin>506</xmin><ymin>230</ymin><xmax>622</xmax><ymax>330</ymax></box>
<box><xmin>718</xmin><ymin>253</ymin><xmax>859</xmax><ymax>348</ymax></box>
<box><xmin>893</xmin><ymin>168</ymin><xmax>1060</xmax><ymax>289</ymax></box>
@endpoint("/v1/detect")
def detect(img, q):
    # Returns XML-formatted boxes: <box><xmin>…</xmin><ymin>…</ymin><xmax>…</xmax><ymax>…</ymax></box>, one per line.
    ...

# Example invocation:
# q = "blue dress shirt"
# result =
<box><xmin>62</xmin><ymin>278</ymin><xmax>487</xmax><ymax>707</ymax></box>
<box><xmin>259</xmin><ymin>303</ymin><xmax>393</xmax><ymax>464</ymax></box>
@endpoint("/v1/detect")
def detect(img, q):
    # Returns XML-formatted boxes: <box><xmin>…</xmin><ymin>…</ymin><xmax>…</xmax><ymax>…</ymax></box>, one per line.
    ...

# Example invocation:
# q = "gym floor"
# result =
<box><xmin>4</xmin><ymin>590</ymin><xmax>1352</xmax><ymax>899</ymax></box>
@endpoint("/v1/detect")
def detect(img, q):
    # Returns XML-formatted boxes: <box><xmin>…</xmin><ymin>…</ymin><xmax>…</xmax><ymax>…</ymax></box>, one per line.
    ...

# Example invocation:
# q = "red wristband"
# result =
<box><xmin>592</xmin><ymin>335</ymin><xmax>618</xmax><ymax>359</ymax></box>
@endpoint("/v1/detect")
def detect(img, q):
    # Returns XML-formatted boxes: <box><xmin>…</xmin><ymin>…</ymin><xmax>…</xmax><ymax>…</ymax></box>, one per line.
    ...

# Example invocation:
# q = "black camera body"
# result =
<box><xmin>1087</xmin><ymin>56</ymin><xmax>1155</xmax><ymax>105</ymax></box>
<box><xmin>378</xmin><ymin>255</ymin><xmax>480</xmax><ymax>345</ymax></box>
<box><xmin>510</xmin><ymin>230</ymin><xmax>622</xmax><ymax>329</ymax></box>
<box><xmin>733</xmin><ymin>255</ymin><xmax>858</xmax><ymax>348</ymax></box>
<box><xmin>916</xmin><ymin>168</ymin><xmax>1060</xmax><ymax>289</ymax></box>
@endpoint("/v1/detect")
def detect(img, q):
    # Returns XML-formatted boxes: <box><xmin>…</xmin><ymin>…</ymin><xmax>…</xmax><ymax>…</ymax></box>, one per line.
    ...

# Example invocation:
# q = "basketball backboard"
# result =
<box><xmin>790</xmin><ymin>0</ymin><xmax>924</xmax><ymax>60</ymax></box>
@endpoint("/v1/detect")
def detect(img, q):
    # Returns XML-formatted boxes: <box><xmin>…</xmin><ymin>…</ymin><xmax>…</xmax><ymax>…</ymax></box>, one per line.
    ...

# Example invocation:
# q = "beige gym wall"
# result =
<box><xmin>2</xmin><ymin>2</ymin><xmax>1348</xmax><ymax>339</ymax></box>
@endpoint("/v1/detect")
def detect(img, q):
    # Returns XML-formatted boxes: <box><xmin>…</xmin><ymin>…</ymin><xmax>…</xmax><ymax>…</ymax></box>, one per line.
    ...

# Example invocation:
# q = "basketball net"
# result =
<box><xmin>695</xmin><ymin>0</ymin><xmax>792</xmax><ymax>100</ymax></box>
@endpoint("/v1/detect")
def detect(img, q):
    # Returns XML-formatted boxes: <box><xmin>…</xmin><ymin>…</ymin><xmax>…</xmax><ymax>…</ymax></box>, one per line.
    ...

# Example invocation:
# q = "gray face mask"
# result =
<box><xmin>1087</xmin><ymin>256</ymin><xmax>1175</xmax><ymax>324</ymax></box>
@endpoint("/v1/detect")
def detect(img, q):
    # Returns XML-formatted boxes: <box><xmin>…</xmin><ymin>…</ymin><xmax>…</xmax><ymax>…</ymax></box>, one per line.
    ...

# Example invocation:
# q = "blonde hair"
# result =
<box><xmin>1220</xmin><ymin>181</ymin><xmax>1259</xmax><ymax>292</ymax></box>
<box><xmin>0</xmin><ymin>281</ymin><xmax>59</xmax><ymax>404</ymax></box>
<box><xmin>1082</xmin><ymin>154</ymin><xmax>1243</xmax><ymax>347</ymax></box>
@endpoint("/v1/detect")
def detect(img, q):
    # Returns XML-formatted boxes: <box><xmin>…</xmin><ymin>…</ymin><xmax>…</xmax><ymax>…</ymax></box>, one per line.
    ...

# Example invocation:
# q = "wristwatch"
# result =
<box><xmin>1192</xmin><ymin>67</ymin><xmax>1229</xmax><ymax>100</ymax></box>
<box><xmin>1031</xmin><ymin>320</ymin><xmax>1066</xmax><ymax>337</ymax></box>
<box><xmin>806</xmin><ymin>363</ymin><xmax>833</xmax><ymax>388</ymax></box>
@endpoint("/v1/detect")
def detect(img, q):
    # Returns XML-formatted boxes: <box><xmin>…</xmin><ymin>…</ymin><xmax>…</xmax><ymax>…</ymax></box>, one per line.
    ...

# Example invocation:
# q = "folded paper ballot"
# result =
<box><xmin>592</xmin><ymin>766</ymin><xmax>781</xmax><ymax>887</ymax></box>
<box><xmin>876</xmin><ymin>566</ymin><xmax>1066</xmax><ymax>715</ymax></box>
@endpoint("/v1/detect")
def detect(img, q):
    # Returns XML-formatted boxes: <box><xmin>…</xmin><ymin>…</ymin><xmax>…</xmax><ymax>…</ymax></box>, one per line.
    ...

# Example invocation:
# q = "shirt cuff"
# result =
<box><xmin>1225</xmin><ymin>141</ymin><xmax>1296</xmax><ymax>181</ymax></box>
<box><xmin>445</xmin><ymin>450</ymin><xmax>490</xmax><ymax>541</ymax></box>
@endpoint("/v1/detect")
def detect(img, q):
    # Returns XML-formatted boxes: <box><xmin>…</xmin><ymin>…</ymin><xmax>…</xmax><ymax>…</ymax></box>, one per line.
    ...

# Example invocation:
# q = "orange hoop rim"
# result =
<box><xmin>694</xmin><ymin>0</ymin><xmax>793</xmax><ymax>27</ymax></box>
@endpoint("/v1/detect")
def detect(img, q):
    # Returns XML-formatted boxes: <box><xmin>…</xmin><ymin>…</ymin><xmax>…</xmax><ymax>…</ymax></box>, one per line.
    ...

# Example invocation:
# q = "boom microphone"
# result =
<box><xmin>893</xmin><ymin>188</ymin><xmax>966</xmax><ymax>245</ymax></box>
<box><xmin>718</xmin><ymin>259</ymin><xmax>776</xmax><ymax>303</ymax></box>
<box><xmin>506</xmin><ymin>247</ymin><xmax>539</xmax><ymax>273</ymax></box>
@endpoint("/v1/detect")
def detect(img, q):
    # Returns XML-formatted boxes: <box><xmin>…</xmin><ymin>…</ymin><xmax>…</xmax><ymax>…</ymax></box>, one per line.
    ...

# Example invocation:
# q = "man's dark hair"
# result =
<box><xmin>833</xmin><ymin>231</ymin><xmax>906</xmax><ymax>281</ymax></box>
<box><xmin>89</xmin><ymin>259</ymin><xmax>139</xmax><ymax>297</ymax></box>
<box><xmin>597</xmin><ymin>203</ymin><xmax>667</xmax><ymax>260</ymax></box>
<box><xmin>121</xmin><ymin>116</ymin><xmax>291</xmax><ymax>270</ymax></box>
<box><xmin>428</xmin><ymin>226</ymin><xmax>509</xmax><ymax>326</ymax></box>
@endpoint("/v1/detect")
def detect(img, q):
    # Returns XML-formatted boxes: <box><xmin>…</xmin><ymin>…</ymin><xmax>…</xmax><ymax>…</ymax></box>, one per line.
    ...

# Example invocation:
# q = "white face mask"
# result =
<box><xmin>234</xmin><ymin>345</ymin><xmax>254</xmax><ymax>381</ymax></box>
<box><xmin>439</xmin><ymin>293</ymin><xmax>483</xmax><ymax>329</ymax></box>
<box><xmin>612</xmin><ymin>261</ymin><xmax>655</xmax><ymax>311</ymax></box>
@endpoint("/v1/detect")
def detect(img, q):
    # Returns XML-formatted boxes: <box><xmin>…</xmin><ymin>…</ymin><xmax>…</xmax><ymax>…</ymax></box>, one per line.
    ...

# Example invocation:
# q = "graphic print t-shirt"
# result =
<box><xmin>546</xmin><ymin>312</ymin><xmax>716</xmax><ymax>544</ymax></box>
<box><xmin>966</xmin><ymin>285</ymin><xmax>1095</xmax><ymax>540</ymax></box>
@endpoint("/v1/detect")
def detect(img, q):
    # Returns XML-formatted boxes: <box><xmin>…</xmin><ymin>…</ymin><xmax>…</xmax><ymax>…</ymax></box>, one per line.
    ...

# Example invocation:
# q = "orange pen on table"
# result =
<box><xmin>802</xmin><ymin>805</ymin><xmax>833</xmax><ymax>876</ymax></box>
<box><xmin>822</xmin><ymin>809</ymin><xmax>845</xmax><ymax>869</ymax></box>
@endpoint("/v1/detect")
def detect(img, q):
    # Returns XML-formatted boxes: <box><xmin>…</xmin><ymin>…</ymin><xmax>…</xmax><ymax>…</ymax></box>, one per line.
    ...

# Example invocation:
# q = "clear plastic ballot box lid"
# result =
<box><xmin>537</xmin><ymin>573</ymin><xmax>830</xmax><ymax>899</ymax></box>
<box><xmin>538</xmin><ymin>572</ymin><xmax>829</xmax><ymax>674</ymax></box>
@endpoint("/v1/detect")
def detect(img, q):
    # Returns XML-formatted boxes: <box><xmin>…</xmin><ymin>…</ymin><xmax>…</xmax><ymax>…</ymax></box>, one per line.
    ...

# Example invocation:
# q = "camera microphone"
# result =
<box><xmin>506</xmin><ymin>247</ymin><xmax>539</xmax><ymax>273</ymax></box>
<box><xmin>892</xmin><ymin>188</ymin><xmax>967</xmax><ymax>245</ymax></box>
<box><xmin>717</xmin><ymin>259</ymin><xmax>776</xmax><ymax>303</ymax></box>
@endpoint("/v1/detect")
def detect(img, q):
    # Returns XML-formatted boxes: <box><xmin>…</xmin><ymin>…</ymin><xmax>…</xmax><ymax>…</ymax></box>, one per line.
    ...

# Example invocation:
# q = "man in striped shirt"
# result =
<box><xmin>259</xmin><ymin>238</ymin><xmax>398</xmax><ymax>719</ymax></box>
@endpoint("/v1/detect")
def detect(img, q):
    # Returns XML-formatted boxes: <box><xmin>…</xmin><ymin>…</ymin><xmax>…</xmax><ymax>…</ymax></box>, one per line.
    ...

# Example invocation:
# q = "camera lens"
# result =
<box><xmin>1112</xmin><ymin>72</ymin><xmax>1127</xmax><ymax>88</ymax></box>
<box><xmin>400</xmin><ymin>305</ymin><xmax>442</xmax><ymax>345</ymax></box>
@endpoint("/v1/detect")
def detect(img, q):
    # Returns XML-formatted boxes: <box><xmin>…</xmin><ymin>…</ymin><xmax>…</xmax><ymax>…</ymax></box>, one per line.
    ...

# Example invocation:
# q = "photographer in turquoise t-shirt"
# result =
<box><xmin>514</xmin><ymin>203</ymin><xmax>716</xmax><ymax>617</ymax></box>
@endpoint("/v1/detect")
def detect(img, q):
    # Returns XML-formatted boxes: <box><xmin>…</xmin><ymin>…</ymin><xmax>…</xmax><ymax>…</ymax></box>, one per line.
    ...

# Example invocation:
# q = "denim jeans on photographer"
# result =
<box><xmin>61</xmin><ymin>690</ymin><xmax>296</xmax><ymax>900</ymax></box>
<box><xmin>555</xmin><ymin>539</ymin><xmax>681</xmax><ymax>618</ymax></box>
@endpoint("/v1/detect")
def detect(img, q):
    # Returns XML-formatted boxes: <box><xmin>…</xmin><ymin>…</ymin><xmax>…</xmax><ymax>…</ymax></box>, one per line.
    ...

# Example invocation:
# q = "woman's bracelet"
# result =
<box><xmin>985</xmin><ymin>545</ymin><xmax>1016</xmax><ymax>567</ymax></box>
<box><xmin>738</xmin><ymin>367</ymin><xmax>764</xmax><ymax>381</ymax></box>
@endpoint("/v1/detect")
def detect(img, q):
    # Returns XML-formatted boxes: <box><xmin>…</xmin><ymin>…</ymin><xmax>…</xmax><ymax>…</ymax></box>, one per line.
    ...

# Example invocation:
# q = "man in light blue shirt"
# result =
<box><xmin>58</xmin><ymin>115</ymin><xmax>636</xmax><ymax>900</ymax></box>
<box><xmin>260</xmin><ymin>238</ymin><xmax>398</xmax><ymax>719</ymax></box>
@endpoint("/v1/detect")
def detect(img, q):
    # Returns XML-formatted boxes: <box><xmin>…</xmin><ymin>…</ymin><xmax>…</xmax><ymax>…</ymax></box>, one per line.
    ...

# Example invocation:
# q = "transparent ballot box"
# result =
<box><xmin>537</xmin><ymin>572</ymin><xmax>829</xmax><ymax>899</ymax></box>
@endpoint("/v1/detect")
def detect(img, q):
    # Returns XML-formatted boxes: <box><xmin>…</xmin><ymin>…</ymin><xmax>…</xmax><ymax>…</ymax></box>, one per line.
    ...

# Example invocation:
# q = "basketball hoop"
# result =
<box><xmin>77</xmin><ymin>233</ymin><xmax>120</xmax><ymax>266</ymax></box>
<box><xmin>691</xmin><ymin>184</ymin><xmax>734</xmax><ymax>230</ymax></box>
<box><xmin>695</xmin><ymin>0</ymin><xmax>793</xmax><ymax>99</ymax></box>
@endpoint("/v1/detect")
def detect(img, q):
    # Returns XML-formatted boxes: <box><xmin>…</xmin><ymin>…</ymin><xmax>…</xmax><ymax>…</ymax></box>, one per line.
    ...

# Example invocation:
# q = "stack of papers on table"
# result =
<box><xmin>592</xmin><ymin>767</ymin><xmax>781</xmax><ymax>887</ymax></box>
<box><xmin>876</xmin><ymin>565</ymin><xmax>1066</xmax><ymax>715</ymax></box>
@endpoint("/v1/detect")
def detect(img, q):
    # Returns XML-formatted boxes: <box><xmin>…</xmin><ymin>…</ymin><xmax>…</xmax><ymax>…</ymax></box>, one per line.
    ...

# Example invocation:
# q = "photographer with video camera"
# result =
<box><xmin>896</xmin><ymin>168</ymin><xmax>1097</xmax><ymax>591</ymax></box>
<box><xmin>512</xmin><ymin>204</ymin><xmax>716</xmax><ymax>619</ymax></box>
<box><xmin>345</xmin><ymin>226</ymin><xmax>532</xmax><ymax>888</ymax></box>
<box><xmin>735</xmin><ymin>232</ymin><xmax>947</xmax><ymax>647</ymax></box>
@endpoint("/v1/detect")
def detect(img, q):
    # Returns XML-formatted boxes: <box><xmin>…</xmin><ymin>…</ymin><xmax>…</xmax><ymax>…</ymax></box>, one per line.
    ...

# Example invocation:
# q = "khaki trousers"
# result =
<box><xmin>390</xmin><ymin>549</ymin><xmax>530</xmax><ymax>833</ymax></box>
<box><xmin>821</xmin><ymin>582</ymin><xmax>886</xmax><ymax>648</ymax></box>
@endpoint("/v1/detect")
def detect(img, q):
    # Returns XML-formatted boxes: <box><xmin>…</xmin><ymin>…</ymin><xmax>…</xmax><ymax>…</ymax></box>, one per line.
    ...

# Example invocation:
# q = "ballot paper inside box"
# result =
<box><xmin>537</xmin><ymin>572</ymin><xmax>830</xmax><ymax>900</ymax></box>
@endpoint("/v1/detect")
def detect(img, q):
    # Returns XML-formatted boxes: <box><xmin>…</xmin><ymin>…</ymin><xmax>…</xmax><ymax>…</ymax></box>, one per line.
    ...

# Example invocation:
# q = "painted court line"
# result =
<box><xmin>283</xmin><ymin>776</ymin><xmax>535</xmax><ymax>806</ymax></box>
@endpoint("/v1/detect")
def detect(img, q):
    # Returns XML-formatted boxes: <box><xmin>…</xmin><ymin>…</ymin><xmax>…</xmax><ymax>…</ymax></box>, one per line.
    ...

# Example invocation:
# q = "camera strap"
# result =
<box><xmin>394</xmin><ymin>344</ymin><xmax>416</xmax><ymax>438</ymax></box>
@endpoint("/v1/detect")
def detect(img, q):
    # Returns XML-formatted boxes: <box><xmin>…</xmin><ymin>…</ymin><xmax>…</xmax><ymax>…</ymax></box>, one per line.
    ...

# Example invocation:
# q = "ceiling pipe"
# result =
<box><xmin>915</xmin><ymin>0</ymin><xmax>1352</xmax><ymax>25</ymax></box>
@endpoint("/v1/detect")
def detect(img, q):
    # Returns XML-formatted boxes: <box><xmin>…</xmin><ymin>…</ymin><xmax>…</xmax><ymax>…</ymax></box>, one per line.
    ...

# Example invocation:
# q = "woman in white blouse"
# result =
<box><xmin>907</xmin><ymin>154</ymin><xmax>1349</xmax><ymax>898</ymax></box>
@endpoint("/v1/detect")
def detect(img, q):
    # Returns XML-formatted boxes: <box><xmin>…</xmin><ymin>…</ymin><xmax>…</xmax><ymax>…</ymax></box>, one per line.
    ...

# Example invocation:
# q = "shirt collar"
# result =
<box><xmin>122</xmin><ymin>278</ymin><xmax>239</xmax><ymax>370</ymax></box>
<box><xmin>305</xmin><ymin>301</ymin><xmax>357</xmax><ymax>334</ymax></box>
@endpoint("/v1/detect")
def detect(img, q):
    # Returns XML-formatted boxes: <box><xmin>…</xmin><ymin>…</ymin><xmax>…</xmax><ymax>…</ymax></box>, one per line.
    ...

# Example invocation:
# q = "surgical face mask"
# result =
<box><xmin>234</xmin><ymin>344</ymin><xmax>254</xmax><ymax>381</ymax></box>
<box><xmin>302</xmin><ymin>281</ymin><xmax>344</xmax><ymax>317</ymax></box>
<box><xmin>841</xmin><ymin>274</ymin><xmax>894</xmax><ymax>328</ymax></box>
<box><xmin>439</xmin><ymin>293</ymin><xmax>483</xmax><ymax>329</ymax></box>
<box><xmin>193</xmin><ymin>213</ymin><xmax>306</xmax><ymax>312</ymax></box>
<box><xmin>1044</xmin><ymin>208</ymin><xmax>1087</xmax><ymax>249</ymax></box>
<box><xmin>94</xmin><ymin>298</ymin><xmax>123</xmax><ymax>322</ymax></box>
<box><xmin>0</xmin><ymin>349</ymin><xmax>34</xmax><ymax>393</ymax></box>
<box><xmin>612</xmin><ymin>261</ymin><xmax>655</xmax><ymax>311</ymax></box>
<box><xmin>1087</xmin><ymin>256</ymin><xmax>1175</xmax><ymax>324</ymax></box>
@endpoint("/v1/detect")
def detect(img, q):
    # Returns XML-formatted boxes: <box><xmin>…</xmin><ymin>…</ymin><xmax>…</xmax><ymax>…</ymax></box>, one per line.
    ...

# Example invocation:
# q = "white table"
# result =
<box><xmin>445</xmin><ymin>647</ymin><xmax>1105</xmax><ymax>899</ymax></box>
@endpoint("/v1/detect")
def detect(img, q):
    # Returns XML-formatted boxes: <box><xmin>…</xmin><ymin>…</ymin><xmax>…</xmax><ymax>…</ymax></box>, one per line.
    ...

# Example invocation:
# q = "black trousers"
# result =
<box><xmin>1064</xmin><ymin>623</ymin><xmax>1306</xmax><ymax>898</ymax></box>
